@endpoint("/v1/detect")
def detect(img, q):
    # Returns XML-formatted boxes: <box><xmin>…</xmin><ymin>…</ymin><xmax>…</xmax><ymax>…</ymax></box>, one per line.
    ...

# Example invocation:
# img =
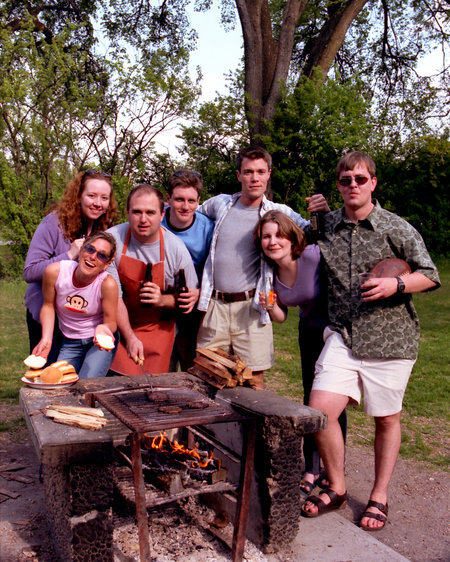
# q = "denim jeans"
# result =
<box><xmin>58</xmin><ymin>333</ymin><xmax>118</xmax><ymax>379</ymax></box>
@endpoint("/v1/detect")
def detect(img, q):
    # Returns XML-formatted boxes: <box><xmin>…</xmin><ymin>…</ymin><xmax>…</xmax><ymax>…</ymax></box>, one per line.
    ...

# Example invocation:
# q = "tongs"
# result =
<box><xmin>136</xmin><ymin>358</ymin><xmax>154</xmax><ymax>391</ymax></box>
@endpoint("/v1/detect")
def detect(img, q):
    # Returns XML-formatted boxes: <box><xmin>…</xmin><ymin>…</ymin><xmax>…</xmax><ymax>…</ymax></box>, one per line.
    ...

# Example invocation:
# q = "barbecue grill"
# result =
<box><xmin>86</xmin><ymin>384</ymin><xmax>256</xmax><ymax>562</ymax></box>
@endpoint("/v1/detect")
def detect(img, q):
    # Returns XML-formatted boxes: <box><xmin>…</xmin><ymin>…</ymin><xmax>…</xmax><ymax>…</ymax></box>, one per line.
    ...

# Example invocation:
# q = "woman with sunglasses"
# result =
<box><xmin>254</xmin><ymin>210</ymin><xmax>347</xmax><ymax>496</ymax></box>
<box><xmin>31</xmin><ymin>233</ymin><xmax>119</xmax><ymax>378</ymax></box>
<box><xmin>23</xmin><ymin>170</ymin><xmax>117</xmax><ymax>365</ymax></box>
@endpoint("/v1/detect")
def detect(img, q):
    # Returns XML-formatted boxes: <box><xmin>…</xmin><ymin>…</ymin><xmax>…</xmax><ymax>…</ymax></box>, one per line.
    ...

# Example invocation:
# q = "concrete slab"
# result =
<box><xmin>266</xmin><ymin>511</ymin><xmax>409</xmax><ymax>561</ymax></box>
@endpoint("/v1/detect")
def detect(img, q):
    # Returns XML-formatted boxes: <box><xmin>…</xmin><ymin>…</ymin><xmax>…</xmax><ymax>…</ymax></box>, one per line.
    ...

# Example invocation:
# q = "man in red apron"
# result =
<box><xmin>106</xmin><ymin>185</ymin><xmax>198</xmax><ymax>375</ymax></box>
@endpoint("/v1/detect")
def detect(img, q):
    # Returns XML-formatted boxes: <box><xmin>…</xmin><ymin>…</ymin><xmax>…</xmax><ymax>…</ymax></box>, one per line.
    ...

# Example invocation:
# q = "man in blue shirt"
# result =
<box><xmin>162</xmin><ymin>170</ymin><xmax>214</xmax><ymax>370</ymax></box>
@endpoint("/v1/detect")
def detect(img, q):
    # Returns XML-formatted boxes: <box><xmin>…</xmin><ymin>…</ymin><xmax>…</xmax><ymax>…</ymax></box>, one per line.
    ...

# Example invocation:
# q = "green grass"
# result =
<box><xmin>1</xmin><ymin>263</ymin><xmax>449</xmax><ymax>468</ymax></box>
<box><xmin>266</xmin><ymin>259</ymin><xmax>449</xmax><ymax>469</ymax></box>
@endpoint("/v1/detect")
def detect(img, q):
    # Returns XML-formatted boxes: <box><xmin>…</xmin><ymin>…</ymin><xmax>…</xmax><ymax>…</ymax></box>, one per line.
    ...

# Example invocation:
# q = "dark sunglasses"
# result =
<box><xmin>83</xmin><ymin>169</ymin><xmax>112</xmax><ymax>179</ymax></box>
<box><xmin>83</xmin><ymin>243</ymin><xmax>111</xmax><ymax>264</ymax></box>
<box><xmin>338</xmin><ymin>175</ymin><xmax>371</xmax><ymax>187</ymax></box>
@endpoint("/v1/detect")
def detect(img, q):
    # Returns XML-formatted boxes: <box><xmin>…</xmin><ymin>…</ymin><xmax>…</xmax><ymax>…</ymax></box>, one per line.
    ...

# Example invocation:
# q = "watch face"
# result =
<box><xmin>397</xmin><ymin>277</ymin><xmax>406</xmax><ymax>292</ymax></box>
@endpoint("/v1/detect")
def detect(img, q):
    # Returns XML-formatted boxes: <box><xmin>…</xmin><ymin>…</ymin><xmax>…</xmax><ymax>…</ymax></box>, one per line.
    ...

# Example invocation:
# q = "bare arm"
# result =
<box><xmin>94</xmin><ymin>276</ymin><xmax>118</xmax><ymax>344</ymax></box>
<box><xmin>116</xmin><ymin>297</ymin><xmax>145</xmax><ymax>363</ymax></box>
<box><xmin>362</xmin><ymin>272</ymin><xmax>438</xmax><ymax>302</ymax></box>
<box><xmin>33</xmin><ymin>263</ymin><xmax>60</xmax><ymax>357</ymax></box>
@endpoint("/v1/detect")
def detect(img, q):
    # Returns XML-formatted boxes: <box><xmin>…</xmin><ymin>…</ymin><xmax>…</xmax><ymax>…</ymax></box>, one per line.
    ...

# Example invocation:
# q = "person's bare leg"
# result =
<box><xmin>251</xmin><ymin>371</ymin><xmax>264</xmax><ymax>390</ymax></box>
<box><xmin>361</xmin><ymin>412</ymin><xmax>401</xmax><ymax>529</ymax></box>
<box><xmin>302</xmin><ymin>390</ymin><xmax>349</xmax><ymax>514</ymax></box>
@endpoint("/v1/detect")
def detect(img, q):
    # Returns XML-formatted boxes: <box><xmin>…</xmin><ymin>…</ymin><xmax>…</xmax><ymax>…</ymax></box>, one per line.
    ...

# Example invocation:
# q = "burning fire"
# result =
<box><xmin>144</xmin><ymin>432</ymin><xmax>220</xmax><ymax>470</ymax></box>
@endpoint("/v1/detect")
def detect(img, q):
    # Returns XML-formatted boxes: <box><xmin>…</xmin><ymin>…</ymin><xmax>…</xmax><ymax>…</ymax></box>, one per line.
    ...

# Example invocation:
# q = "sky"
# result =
<box><xmin>155</xmin><ymin>4</ymin><xmax>243</xmax><ymax>155</ymax></box>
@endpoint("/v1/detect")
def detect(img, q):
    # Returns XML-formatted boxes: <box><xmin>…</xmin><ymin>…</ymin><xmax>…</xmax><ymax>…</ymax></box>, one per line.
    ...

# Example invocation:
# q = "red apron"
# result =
<box><xmin>111</xmin><ymin>227</ymin><xmax>175</xmax><ymax>375</ymax></box>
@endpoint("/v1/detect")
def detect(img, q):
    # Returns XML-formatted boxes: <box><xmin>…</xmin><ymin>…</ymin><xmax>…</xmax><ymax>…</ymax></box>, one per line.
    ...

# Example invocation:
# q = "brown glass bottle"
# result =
<box><xmin>176</xmin><ymin>268</ymin><xmax>188</xmax><ymax>307</ymax></box>
<box><xmin>141</xmin><ymin>263</ymin><xmax>153</xmax><ymax>307</ymax></box>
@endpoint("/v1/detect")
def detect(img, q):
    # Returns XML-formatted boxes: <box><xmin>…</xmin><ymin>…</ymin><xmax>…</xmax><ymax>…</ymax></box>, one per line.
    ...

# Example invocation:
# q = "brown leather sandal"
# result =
<box><xmin>360</xmin><ymin>500</ymin><xmax>388</xmax><ymax>531</ymax></box>
<box><xmin>301</xmin><ymin>487</ymin><xmax>347</xmax><ymax>518</ymax></box>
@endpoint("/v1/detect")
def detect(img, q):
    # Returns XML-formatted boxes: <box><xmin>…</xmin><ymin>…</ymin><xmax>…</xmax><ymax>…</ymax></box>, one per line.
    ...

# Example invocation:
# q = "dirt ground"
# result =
<box><xmin>0</xmin><ymin>404</ymin><xmax>448</xmax><ymax>562</ymax></box>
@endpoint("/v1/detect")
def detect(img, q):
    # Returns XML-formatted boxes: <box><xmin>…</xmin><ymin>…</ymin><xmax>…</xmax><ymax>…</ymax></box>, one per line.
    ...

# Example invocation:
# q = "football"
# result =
<box><xmin>369</xmin><ymin>258</ymin><xmax>411</xmax><ymax>278</ymax></box>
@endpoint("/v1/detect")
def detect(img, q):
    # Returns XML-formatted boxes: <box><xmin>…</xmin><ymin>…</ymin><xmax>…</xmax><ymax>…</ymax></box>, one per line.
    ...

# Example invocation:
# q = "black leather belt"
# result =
<box><xmin>212</xmin><ymin>288</ymin><xmax>256</xmax><ymax>303</ymax></box>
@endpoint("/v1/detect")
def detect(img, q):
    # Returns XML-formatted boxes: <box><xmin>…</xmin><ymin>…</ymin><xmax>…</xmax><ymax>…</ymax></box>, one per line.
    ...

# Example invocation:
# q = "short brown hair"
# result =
<box><xmin>168</xmin><ymin>170</ymin><xmax>203</xmax><ymax>197</ymax></box>
<box><xmin>236</xmin><ymin>146</ymin><xmax>272</xmax><ymax>172</ymax></box>
<box><xmin>336</xmin><ymin>152</ymin><xmax>376</xmax><ymax>179</ymax></box>
<box><xmin>254</xmin><ymin>210</ymin><xmax>306</xmax><ymax>264</ymax></box>
<box><xmin>81</xmin><ymin>232</ymin><xmax>117</xmax><ymax>261</ymax></box>
<box><xmin>126</xmin><ymin>184</ymin><xmax>164</xmax><ymax>213</ymax></box>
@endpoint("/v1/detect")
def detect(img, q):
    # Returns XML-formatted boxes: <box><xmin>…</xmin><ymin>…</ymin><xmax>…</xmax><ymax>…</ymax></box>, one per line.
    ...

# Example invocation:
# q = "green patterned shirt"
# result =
<box><xmin>318</xmin><ymin>201</ymin><xmax>440</xmax><ymax>359</ymax></box>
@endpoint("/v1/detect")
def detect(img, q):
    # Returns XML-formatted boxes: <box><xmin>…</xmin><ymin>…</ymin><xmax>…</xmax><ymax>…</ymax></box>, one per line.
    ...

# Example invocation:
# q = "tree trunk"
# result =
<box><xmin>235</xmin><ymin>0</ymin><xmax>307</xmax><ymax>142</ymax></box>
<box><xmin>302</xmin><ymin>0</ymin><xmax>370</xmax><ymax>79</ymax></box>
<box><xmin>236</xmin><ymin>0</ymin><xmax>370</xmax><ymax>143</ymax></box>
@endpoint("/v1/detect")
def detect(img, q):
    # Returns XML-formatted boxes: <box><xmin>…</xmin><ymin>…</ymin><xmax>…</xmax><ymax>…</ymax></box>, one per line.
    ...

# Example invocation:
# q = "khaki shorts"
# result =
<box><xmin>197</xmin><ymin>297</ymin><xmax>274</xmax><ymax>371</ymax></box>
<box><xmin>312</xmin><ymin>328</ymin><xmax>415</xmax><ymax>416</ymax></box>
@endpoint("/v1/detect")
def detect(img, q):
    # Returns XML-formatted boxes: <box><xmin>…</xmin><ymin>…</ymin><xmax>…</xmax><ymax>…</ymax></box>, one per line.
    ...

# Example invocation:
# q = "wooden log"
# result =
<box><xmin>193</xmin><ymin>357</ymin><xmax>232</xmax><ymax>381</ymax></box>
<box><xmin>44</xmin><ymin>408</ymin><xmax>106</xmax><ymax>431</ymax></box>
<box><xmin>196</xmin><ymin>347</ymin><xmax>237</xmax><ymax>370</ymax></box>
<box><xmin>187</xmin><ymin>367</ymin><xmax>226</xmax><ymax>390</ymax></box>
<box><xmin>48</xmin><ymin>404</ymin><xmax>104</xmax><ymax>417</ymax></box>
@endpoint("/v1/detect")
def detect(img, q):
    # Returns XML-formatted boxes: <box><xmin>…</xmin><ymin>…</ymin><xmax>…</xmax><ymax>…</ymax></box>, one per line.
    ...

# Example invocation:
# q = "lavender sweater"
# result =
<box><xmin>23</xmin><ymin>213</ymin><xmax>72</xmax><ymax>322</ymax></box>
<box><xmin>274</xmin><ymin>244</ymin><xmax>328</xmax><ymax>329</ymax></box>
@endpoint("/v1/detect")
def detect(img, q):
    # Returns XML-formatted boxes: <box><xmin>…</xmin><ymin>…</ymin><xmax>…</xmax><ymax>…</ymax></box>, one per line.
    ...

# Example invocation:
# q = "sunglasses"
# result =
<box><xmin>338</xmin><ymin>176</ymin><xmax>371</xmax><ymax>187</ymax></box>
<box><xmin>83</xmin><ymin>169</ymin><xmax>112</xmax><ymax>179</ymax></box>
<box><xmin>83</xmin><ymin>243</ymin><xmax>111</xmax><ymax>264</ymax></box>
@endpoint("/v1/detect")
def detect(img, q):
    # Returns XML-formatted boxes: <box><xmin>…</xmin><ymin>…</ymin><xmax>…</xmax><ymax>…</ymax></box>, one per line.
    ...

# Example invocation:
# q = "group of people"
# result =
<box><xmin>23</xmin><ymin>146</ymin><xmax>440</xmax><ymax>531</ymax></box>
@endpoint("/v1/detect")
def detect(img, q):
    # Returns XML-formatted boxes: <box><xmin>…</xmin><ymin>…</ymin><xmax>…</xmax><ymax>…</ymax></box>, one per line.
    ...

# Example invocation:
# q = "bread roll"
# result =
<box><xmin>40</xmin><ymin>366</ymin><xmax>63</xmax><ymax>384</ymax></box>
<box><xmin>96</xmin><ymin>334</ymin><xmax>115</xmax><ymax>350</ymax></box>
<box><xmin>24</xmin><ymin>355</ymin><xmax>46</xmax><ymax>369</ymax></box>
<box><xmin>59</xmin><ymin>364</ymin><xmax>76</xmax><ymax>375</ymax></box>
<box><xmin>50</xmin><ymin>360</ymin><xmax>69</xmax><ymax>369</ymax></box>
<box><xmin>61</xmin><ymin>373</ymin><xmax>79</xmax><ymax>383</ymax></box>
<box><xmin>24</xmin><ymin>369</ymin><xmax>44</xmax><ymax>379</ymax></box>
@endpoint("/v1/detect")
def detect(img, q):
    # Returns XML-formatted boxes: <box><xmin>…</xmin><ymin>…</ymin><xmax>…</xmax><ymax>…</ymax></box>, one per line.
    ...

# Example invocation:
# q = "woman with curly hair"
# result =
<box><xmin>23</xmin><ymin>170</ymin><xmax>118</xmax><ymax>365</ymax></box>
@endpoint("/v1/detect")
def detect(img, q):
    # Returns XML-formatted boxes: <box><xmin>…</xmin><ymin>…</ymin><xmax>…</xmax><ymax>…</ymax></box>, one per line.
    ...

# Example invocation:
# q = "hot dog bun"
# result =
<box><xmin>96</xmin><ymin>334</ymin><xmax>115</xmax><ymax>350</ymax></box>
<box><xmin>61</xmin><ymin>373</ymin><xmax>79</xmax><ymax>383</ymax></box>
<box><xmin>24</xmin><ymin>369</ymin><xmax>45</xmax><ymax>379</ymax></box>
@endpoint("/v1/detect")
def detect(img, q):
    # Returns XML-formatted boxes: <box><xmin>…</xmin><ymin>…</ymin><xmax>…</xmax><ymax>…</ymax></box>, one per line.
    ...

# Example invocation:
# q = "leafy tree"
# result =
<box><xmin>375</xmin><ymin>133</ymin><xmax>450</xmax><ymax>257</ymax></box>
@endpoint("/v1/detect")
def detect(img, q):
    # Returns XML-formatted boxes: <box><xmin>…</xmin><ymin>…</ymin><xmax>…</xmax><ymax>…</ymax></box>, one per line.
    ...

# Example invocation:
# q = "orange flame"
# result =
<box><xmin>145</xmin><ymin>432</ymin><xmax>219</xmax><ymax>469</ymax></box>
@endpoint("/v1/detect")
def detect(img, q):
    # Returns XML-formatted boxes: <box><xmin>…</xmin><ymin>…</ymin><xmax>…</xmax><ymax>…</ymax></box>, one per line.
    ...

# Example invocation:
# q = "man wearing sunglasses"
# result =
<box><xmin>106</xmin><ymin>184</ymin><xmax>198</xmax><ymax>376</ymax></box>
<box><xmin>301</xmin><ymin>152</ymin><xmax>440</xmax><ymax>531</ymax></box>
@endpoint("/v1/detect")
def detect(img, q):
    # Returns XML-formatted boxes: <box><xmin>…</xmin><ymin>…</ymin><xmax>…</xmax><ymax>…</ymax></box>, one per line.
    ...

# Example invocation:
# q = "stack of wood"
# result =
<box><xmin>44</xmin><ymin>404</ymin><xmax>107</xmax><ymax>431</ymax></box>
<box><xmin>189</xmin><ymin>347</ymin><xmax>255</xmax><ymax>389</ymax></box>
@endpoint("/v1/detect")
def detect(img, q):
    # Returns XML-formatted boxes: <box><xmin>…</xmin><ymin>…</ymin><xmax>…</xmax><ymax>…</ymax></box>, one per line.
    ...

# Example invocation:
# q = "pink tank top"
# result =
<box><xmin>55</xmin><ymin>261</ymin><xmax>108</xmax><ymax>339</ymax></box>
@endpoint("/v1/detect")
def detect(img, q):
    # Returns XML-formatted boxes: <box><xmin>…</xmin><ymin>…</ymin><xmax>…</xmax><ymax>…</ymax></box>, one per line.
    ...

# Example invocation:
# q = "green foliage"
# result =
<box><xmin>264</xmin><ymin>73</ymin><xmax>372</xmax><ymax>213</ymax></box>
<box><xmin>375</xmin><ymin>133</ymin><xmax>450</xmax><ymax>257</ymax></box>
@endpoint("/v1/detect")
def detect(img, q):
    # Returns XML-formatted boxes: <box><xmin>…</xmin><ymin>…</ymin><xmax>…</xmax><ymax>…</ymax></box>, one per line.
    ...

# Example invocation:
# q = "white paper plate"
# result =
<box><xmin>21</xmin><ymin>376</ymin><xmax>79</xmax><ymax>389</ymax></box>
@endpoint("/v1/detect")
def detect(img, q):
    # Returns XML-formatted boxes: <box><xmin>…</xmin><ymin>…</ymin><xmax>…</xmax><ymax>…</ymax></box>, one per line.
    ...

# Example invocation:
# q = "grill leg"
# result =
<box><xmin>130</xmin><ymin>432</ymin><xmax>151</xmax><ymax>561</ymax></box>
<box><xmin>231</xmin><ymin>419</ymin><xmax>256</xmax><ymax>562</ymax></box>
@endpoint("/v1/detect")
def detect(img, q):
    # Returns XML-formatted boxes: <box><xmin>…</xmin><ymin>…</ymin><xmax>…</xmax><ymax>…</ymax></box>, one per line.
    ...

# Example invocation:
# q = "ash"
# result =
<box><xmin>113</xmin><ymin>496</ymin><xmax>269</xmax><ymax>562</ymax></box>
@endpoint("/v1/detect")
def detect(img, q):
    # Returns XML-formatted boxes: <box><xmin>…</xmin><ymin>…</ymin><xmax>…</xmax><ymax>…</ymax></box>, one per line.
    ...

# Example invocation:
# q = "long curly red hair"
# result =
<box><xmin>50</xmin><ymin>171</ymin><xmax>118</xmax><ymax>241</ymax></box>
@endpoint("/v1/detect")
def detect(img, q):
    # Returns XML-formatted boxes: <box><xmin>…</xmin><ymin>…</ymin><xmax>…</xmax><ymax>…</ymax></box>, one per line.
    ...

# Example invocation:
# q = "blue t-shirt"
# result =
<box><xmin>161</xmin><ymin>209</ymin><xmax>214</xmax><ymax>281</ymax></box>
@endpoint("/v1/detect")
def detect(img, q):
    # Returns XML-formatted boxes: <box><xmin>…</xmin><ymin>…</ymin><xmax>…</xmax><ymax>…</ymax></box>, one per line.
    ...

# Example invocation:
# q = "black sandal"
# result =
<box><xmin>359</xmin><ymin>500</ymin><xmax>388</xmax><ymax>531</ymax></box>
<box><xmin>301</xmin><ymin>487</ymin><xmax>347</xmax><ymax>518</ymax></box>
<box><xmin>299</xmin><ymin>479</ymin><xmax>316</xmax><ymax>495</ymax></box>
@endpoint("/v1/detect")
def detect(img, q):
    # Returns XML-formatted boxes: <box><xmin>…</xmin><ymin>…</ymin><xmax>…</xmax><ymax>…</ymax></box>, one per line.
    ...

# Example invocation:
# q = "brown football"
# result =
<box><xmin>369</xmin><ymin>258</ymin><xmax>411</xmax><ymax>278</ymax></box>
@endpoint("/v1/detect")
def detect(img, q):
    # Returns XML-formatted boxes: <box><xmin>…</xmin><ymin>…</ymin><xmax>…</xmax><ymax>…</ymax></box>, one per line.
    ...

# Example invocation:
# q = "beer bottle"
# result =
<box><xmin>176</xmin><ymin>269</ymin><xmax>188</xmax><ymax>307</ymax></box>
<box><xmin>141</xmin><ymin>263</ymin><xmax>153</xmax><ymax>307</ymax></box>
<box><xmin>309</xmin><ymin>194</ymin><xmax>325</xmax><ymax>242</ymax></box>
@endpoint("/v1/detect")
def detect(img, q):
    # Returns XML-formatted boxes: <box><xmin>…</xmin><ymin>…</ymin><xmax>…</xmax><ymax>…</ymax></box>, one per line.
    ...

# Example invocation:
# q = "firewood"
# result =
<box><xmin>48</xmin><ymin>404</ymin><xmax>105</xmax><ymax>417</ymax></box>
<box><xmin>193</xmin><ymin>357</ymin><xmax>231</xmax><ymax>381</ymax></box>
<box><xmin>196</xmin><ymin>347</ymin><xmax>237</xmax><ymax>370</ymax></box>
<box><xmin>241</xmin><ymin>367</ymin><xmax>253</xmax><ymax>379</ymax></box>
<box><xmin>44</xmin><ymin>407</ymin><xmax>107</xmax><ymax>431</ymax></box>
<box><xmin>188</xmin><ymin>367</ymin><xmax>227</xmax><ymax>390</ymax></box>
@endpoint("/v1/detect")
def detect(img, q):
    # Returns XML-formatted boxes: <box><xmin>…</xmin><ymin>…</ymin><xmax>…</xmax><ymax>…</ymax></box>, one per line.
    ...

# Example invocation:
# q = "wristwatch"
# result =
<box><xmin>396</xmin><ymin>276</ymin><xmax>406</xmax><ymax>293</ymax></box>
